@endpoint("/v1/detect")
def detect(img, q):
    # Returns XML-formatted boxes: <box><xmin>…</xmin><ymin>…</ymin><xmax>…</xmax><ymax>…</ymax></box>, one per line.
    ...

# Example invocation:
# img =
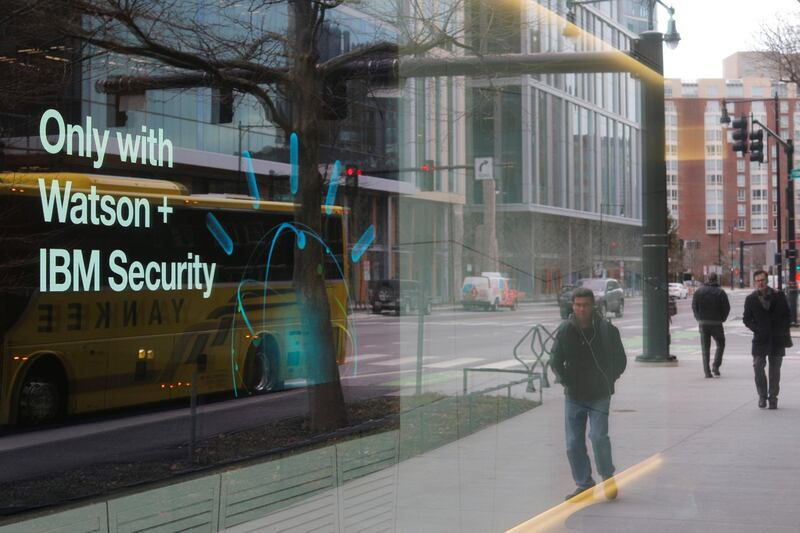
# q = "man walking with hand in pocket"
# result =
<box><xmin>692</xmin><ymin>273</ymin><xmax>730</xmax><ymax>378</ymax></box>
<box><xmin>743</xmin><ymin>270</ymin><xmax>792</xmax><ymax>409</ymax></box>
<box><xmin>551</xmin><ymin>287</ymin><xmax>627</xmax><ymax>502</ymax></box>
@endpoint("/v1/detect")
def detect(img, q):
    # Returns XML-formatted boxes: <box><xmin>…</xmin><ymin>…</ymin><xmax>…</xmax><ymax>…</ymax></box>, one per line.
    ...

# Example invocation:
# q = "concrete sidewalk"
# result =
<box><xmin>392</xmin><ymin>347</ymin><xmax>800</xmax><ymax>532</ymax></box>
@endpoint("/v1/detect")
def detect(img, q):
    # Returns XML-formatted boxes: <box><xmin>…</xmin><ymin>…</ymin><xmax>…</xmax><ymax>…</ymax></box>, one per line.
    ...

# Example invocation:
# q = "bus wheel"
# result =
<box><xmin>18</xmin><ymin>374</ymin><xmax>64</xmax><ymax>425</ymax></box>
<box><xmin>244</xmin><ymin>337</ymin><xmax>283</xmax><ymax>393</ymax></box>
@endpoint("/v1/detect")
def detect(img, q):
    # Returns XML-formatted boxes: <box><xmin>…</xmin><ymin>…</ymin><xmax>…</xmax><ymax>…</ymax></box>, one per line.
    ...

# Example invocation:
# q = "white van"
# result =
<box><xmin>461</xmin><ymin>273</ymin><xmax>518</xmax><ymax>311</ymax></box>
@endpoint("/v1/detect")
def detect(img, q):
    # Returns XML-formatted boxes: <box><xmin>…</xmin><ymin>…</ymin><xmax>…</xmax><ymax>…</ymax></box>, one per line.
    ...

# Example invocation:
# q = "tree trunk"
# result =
<box><xmin>291</xmin><ymin>0</ymin><xmax>348</xmax><ymax>432</ymax></box>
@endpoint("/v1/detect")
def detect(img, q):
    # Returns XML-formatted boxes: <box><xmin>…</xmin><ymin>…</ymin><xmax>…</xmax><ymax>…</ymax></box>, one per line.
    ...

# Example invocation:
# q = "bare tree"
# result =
<box><xmin>758</xmin><ymin>14</ymin><xmax>800</xmax><ymax>83</ymax></box>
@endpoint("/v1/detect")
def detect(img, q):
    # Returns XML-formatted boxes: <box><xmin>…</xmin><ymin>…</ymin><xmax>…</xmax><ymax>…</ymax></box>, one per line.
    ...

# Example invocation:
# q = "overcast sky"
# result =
<box><xmin>659</xmin><ymin>0</ymin><xmax>800</xmax><ymax>80</ymax></box>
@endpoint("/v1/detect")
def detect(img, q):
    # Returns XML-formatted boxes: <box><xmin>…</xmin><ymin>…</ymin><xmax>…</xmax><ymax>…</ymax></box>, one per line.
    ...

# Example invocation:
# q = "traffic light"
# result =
<box><xmin>344</xmin><ymin>164</ymin><xmax>362</xmax><ymax>178</ymax></box>
<box><xmin>749</xmin><ymin>129</ymin><xmax>764</xmax><ymax>163</ymax></box>
<box><xmin>420</xmin><ymin>159</ymin><xmax>435</xmax><ymax>173</ymax></box>
<box><xmin>731</xmin><ymin>115</ymin><xmax>748</xmax><ymax>154</ymax></box>
<box><xmin>344</xmin><ymin>164</ymin><xmax>362</xmax><ymax>188</ymax></box>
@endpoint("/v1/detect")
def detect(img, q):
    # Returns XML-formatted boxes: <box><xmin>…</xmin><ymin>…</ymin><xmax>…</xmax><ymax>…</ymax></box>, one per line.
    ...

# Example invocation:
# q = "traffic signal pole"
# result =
<box><xmin>751</xmin><ymin>118</ymin><xmax>798</xmax><ymax>326</ymax></box>
<box><xmin>786</xmin><ymin>140</ymin><xmax>798</xmax><ymax>325</ymax></box>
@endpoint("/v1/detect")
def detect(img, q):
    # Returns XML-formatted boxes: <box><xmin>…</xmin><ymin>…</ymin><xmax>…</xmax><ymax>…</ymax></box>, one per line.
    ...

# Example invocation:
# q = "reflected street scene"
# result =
<box><xmin>2</xmin><ymin>0</ymin><xmax>800</xmax><ymax>531</ymax></box>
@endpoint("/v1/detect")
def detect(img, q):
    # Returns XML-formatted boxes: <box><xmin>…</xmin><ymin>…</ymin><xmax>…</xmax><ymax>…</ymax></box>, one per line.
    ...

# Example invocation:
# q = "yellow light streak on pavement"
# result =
<box><xmin>506</xmin><ymin>453</ymin><xmax>665</xmax><ymax>533</ymax></box>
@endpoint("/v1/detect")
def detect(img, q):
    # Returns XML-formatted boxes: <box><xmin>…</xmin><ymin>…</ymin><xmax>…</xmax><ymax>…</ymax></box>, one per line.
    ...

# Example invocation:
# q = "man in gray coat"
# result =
<box><xmin>692</xmin><ymin>273</ymin><xmax>730</xmax><ymax>378</ymax></box>
<box><xmin>743</xmin><ymin>270</ymin><xmax>792</xmax><ymax>409</ymax></box>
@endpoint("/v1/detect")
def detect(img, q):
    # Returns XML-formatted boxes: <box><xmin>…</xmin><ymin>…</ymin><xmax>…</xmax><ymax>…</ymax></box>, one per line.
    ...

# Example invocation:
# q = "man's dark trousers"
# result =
<box><xmin>699</xmin><ymin>324</ymin><xmax>725</xmax><ymax>374</ymax></box>
<box><xmin>565</xmin><ymin>396</ymin><xmax>614</xmax><ymax>489</ymax></box>
<box><xmin>754</xmin><ymin>354</ymin><xmax>782</xmax><ymax>401</ymax></box>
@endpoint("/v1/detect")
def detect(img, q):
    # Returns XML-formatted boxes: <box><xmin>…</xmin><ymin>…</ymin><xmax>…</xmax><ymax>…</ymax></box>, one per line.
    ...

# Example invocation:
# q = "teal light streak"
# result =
<box><xmin>325</xmin><ymin>160</ymin><xmax>341</xmax><ymax>215</ymax></box>
<box><xmin>351</xmin><ymin>225</ymin><xmax>375</xmax><ymax>263</ymax></box>
<box><xmin>290</xmin><ymin>133</ymin><xmax>299</xmax><ymax>195</ymax></box>
<box><xmin>206</xmin><ymin>213</ymin><xmax>234</xmax><ymax>255</ymax></box>
<box><xmin>243</xmin><ymin>150</ymin><xmax>261</xmax><ymax>208</ymax></box>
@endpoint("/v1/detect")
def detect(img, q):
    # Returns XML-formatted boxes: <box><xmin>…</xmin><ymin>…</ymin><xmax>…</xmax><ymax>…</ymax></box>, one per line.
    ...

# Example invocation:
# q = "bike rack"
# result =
<box><xmin>461</xmin><ymin>323</ymin><xmax>557</xmax><ymax>404</ymax></box>
<box><xmin>513</xmin><ymin>323</ymin><xmax>557</xmax><ymax>389</ymax></box>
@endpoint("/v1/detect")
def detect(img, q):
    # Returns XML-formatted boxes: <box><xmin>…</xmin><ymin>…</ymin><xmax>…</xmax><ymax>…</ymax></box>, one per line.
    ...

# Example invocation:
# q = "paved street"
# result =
<box><xmin>343</xmin><ymin>290</ymin><xmax>764</xmax><ymax>396</ymax></box>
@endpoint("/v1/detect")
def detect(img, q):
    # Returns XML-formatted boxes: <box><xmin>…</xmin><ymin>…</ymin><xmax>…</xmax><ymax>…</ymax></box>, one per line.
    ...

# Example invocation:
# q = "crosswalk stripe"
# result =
<box><xmin>348</xmin><ymin>353</ymin><xmax>395</xmax><ymax>362</ymax></box>
<box><xmin>371</xmin><ymin>355</ymin><xmax>432</xmax><ymax>366</ymax></box>
<box><xmin>474</xmin><ymin>359</ymin><xmax>526</xmax><ymax>369</ymax></box>
<box><xmin>426</xmin><ymin>357</ymin><xmax>484</xmax><ymax>369</ymax></box>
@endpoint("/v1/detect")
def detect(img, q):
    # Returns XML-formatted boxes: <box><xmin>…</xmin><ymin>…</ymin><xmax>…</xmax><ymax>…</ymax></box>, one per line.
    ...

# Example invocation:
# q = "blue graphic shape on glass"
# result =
<box><xmin>232</xmin><ymin>219</ymin><xmax>362</xmax><ymax>396</ymax></box>
<box><xmin>206</xmin><ymin>213</ymin><xmax>233</xmax><ymax>256</ymax></box>
<box><xmin>290</xmin><ymin>133</ymin><xmax>299</xmax><ymax>195</ymax></box>
<box><xmin>297</xmin><ymin>230</ymin><xmax>306</xmax><ymax>250</ymax></box>
<box><xmin>325</xmin><ymin>160</ymin><xmax>341</xmax><ymax>215</ymax></box>
<box><xmin>351</xmin><ymin>225</ymin><xmax>375</xmax><ymax>263</ymax></box>
<box><xmin>242</xmin><ymin>150</ymin><xmax>260</xmax><ymax>208</ymax></box>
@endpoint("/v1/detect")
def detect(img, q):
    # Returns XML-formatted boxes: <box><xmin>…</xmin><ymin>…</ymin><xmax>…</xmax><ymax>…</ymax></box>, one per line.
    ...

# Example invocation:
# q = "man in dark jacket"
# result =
<box><xmin>692</xmin><ymin>273</ymin><xmax>730</xmax><ymax>378</ymax></box>
<box><xmin>743</xmin><ymin>270</ymin><xmax>792</xmax><ymax>409</ymax></box>
<box><xmin>551</xmin><ymin>287</ymin><xmax>627</xmax><ymax>501</ymax></box>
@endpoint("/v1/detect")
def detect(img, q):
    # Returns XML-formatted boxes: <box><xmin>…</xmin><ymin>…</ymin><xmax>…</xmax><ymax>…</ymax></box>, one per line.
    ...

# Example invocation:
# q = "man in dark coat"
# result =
<box><xmin>551</xmin><ymin>287</ymin><xmax>627</xmax><ymax>501</ymax></box>
<box><xmin>743</xmin><ymin>270</ymin><xmax>792</xmax><ymax>409</ymax></box>
<box><xmin>692</xmin><ymin>272</ymin><xmax>730</xmax><ymax>378</ymax></box>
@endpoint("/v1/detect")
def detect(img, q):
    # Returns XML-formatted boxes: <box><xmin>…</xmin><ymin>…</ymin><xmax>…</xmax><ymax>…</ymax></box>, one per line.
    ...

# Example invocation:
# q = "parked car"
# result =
<box><xmin>558</xmin><ymin>278</ymin><xmax>625</xmax><ymax>319</ymax></box>
<box><xmin>369</xmin><ymin>279</ymin><xmax>432</xmax><ymax>315</ymax></box>
<box><xmin>461</xmin><ymin>273</ymin><xmax>519</xmax><ymax>311</ymax></box>
<box><xmin>683</xmin><ymin>280</ymin><xmax>700</xmax><ymax>296</ymax></box>
<box><xmin>669</xmin><ymin>282</ymin><xmax>688</xmax><ymax>299</ymax></box>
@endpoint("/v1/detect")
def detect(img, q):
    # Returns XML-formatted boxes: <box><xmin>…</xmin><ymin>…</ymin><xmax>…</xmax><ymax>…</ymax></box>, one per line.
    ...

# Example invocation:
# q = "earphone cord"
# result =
<box><xmin>579</xmin><ymin>320</ymin><xmax>612</xmax><ymax>414</ymax></box>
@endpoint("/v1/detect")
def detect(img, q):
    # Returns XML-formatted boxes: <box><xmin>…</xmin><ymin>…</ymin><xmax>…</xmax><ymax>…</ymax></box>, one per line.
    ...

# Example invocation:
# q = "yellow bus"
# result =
<box><xmin>0</xmin><ymin>172</ymin><xmax>350</xmax><ymax>425</ymax></box>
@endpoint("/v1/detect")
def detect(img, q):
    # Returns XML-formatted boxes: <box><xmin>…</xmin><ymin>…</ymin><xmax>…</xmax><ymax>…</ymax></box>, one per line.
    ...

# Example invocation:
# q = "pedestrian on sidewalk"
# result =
<box><xmin>743</xmin><ymin>270</ymin><xmax>792</xmax><ymax>409</ymax></box>
<box><xmin>691</xmin><ymin>272</ymin><xmax>730</xmax><ymax>378</ymax></box>
<box><xmin>551</xmin><ymin>287</ymin><xmax>627</xmax><ymax>501</ymax></box>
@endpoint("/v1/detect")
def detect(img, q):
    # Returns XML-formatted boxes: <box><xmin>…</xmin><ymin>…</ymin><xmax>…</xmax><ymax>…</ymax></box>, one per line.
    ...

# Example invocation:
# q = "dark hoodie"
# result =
<box><xmin>550</xmin><ymin>314</ymin><xmax>627</xmax><ymax>401</ymax></box>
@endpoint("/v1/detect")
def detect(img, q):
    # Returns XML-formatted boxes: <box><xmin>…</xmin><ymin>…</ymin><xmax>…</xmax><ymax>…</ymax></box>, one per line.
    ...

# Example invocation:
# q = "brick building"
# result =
<box><xmin>666</xmin><ymin>54</ymin><xmax>800</xmax><ymax>287</ymax></box>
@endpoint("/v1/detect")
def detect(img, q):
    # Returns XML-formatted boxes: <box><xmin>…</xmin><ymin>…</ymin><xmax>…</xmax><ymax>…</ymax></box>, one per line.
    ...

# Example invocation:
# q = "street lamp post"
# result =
<box><xmin>567</xmin><ymin>0</ymin><xmax>679</xmax><ymax>361</ymax></box>
<box><xmin>566</xmin><ymin>0</ymin><xmax>681</xmax><ymax>47</ymax></box>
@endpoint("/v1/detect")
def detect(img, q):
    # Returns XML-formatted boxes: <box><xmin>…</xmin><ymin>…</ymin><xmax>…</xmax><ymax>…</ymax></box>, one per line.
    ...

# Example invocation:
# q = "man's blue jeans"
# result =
<box><xmin>565</xmin><ymin>396</ymin><xmax>614</xmax><ymax>489</ymax></box>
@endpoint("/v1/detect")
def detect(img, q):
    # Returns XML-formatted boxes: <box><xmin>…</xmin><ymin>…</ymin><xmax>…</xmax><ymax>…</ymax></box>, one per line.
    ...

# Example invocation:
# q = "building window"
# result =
<box><xmin>211</xmin><ymin>88</ymin><xmax>234</xmax><ymax>124</ymax></box>
<box><xmin>738</xmin><ymin>204</ymin><xmax>746</xmax><ymax>216</ymax></box>
<box><xmin>773</xmin><ymin>217</ymin><xmax>778</xmax><ymax>229</ymax></box>
<box><xmin>737</xmin><ymin>174</ymin><xmax>745</xmax><ymax>186</ymax></box>
<box><xmin>706</xmin><ymin>218</ymin><xmax>719</xmax><ymax>232</ymax></box>
<box><xmin>752</xmin><ymin>217</ymin><xmax>768</xmax><ymax>232</ymax></box>
<box><xmin>738</xmin><ymin>188</ymin><xmax>746</xmax><ymax>201</ymax></box>
<box><xmin>737</xmin><ymin>217</ymin><xmax>746</xmax><ymax>230</ymax></box>
<box><xmin>737</xmin><ymin>160</ymin><xmax>745</xmax><ymax>172</ymax></box>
